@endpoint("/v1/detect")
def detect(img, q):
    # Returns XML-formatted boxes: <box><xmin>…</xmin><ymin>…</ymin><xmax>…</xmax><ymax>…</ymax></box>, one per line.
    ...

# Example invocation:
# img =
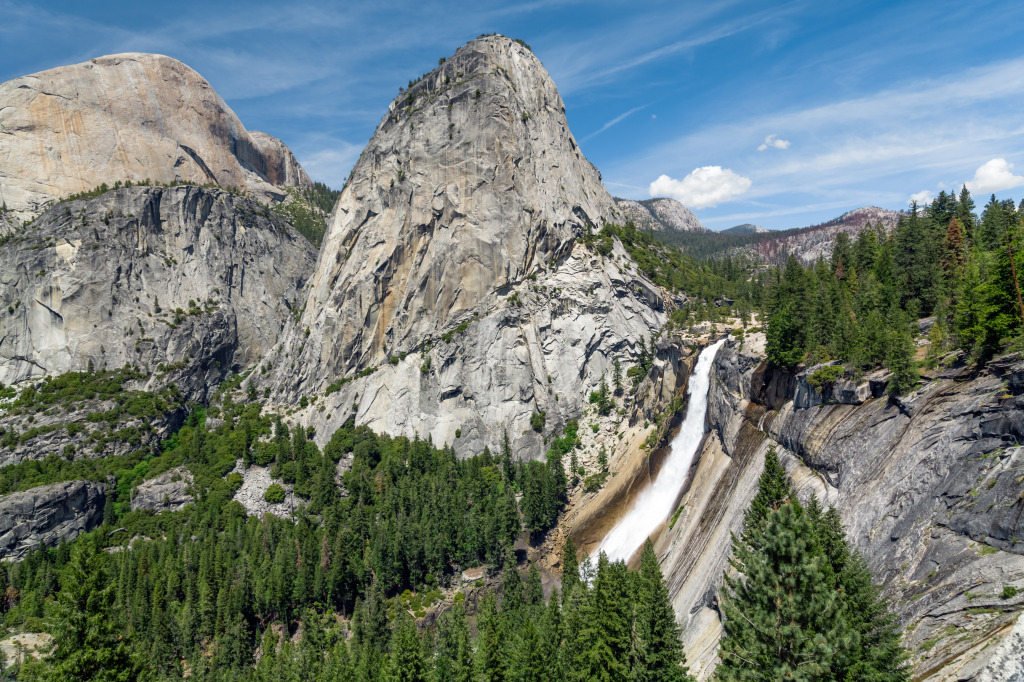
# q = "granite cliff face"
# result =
<box><xmin>0</xmin><ymin>53</ymin><xmax>311</xmax><ymax>221</ymax></box>
<box><xmin>0</xmin><ymin>185</ymin><xmax>317</xmax><ymax>400</ymax></box>
<box><xmin>0</xmin><ymin>480</ymin><xmax>106</xmax><ymax>561</ymax></box>
<box><xmin>645</xmin><ymin>340</ymin><xmax>1024</xmax><ymax>680</ymax></box>
<box><xmin>262</xmin><ymin>35</ymin><xmax>664</xmax><ymax>459</ymax></box>
<box><xmin>614</xmin><ymin>197</ymin><xmax>707</xmax><ymax>233</ymax></box>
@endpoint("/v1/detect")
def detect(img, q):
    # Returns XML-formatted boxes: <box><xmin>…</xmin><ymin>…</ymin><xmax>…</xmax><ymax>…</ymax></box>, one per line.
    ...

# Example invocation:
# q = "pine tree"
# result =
<box><xmin>474</xmin><ymin>593</ymin><xmax>505</xmax><ymax>682</ymax></box>
<box><xmin>633</xmin><ymin>541</ymin><xmax>694</xmax><ymax>682</ymax></box>
<box><xmin>434</xmin><ymin>604</ymin><xmax>472</xmax><ymax>682</ymax></box>
<box><xmin>718</xmin><ymin>500</ymin><xmax>852</xmax><ymax>680</ymax></box>
<box><xmin>576</xmin><ymin>553</ymin><xmax>632</xmax><ymax>681</ymax></box>
<box><xmin>41</xmin><ymin>543</ymin><xmax>142</xmax><ymax>682</ymax></box>
<box><xmin>385</xmin><ymin>610</ymin><xmax>427</xmax><ymax>682</ymax></box>
<box><xmin>742</xmin><ymin>445</ymin><xmax>790</xmax><ymax>544</ymax></box>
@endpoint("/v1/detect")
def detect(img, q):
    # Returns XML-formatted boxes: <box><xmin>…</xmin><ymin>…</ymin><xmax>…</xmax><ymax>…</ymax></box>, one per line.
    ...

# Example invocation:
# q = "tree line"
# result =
<box><xmin>762</xmin><ymin>188</ymin><xmax>1023</xmax><ymax>389</ymax></box>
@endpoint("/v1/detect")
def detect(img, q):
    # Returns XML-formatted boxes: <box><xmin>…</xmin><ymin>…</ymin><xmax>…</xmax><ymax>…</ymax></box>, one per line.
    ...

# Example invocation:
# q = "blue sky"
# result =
<box><xmin>3</xmin><ymin>1</ymin><xmax>1024</xmax><ymax>230</ymax></box>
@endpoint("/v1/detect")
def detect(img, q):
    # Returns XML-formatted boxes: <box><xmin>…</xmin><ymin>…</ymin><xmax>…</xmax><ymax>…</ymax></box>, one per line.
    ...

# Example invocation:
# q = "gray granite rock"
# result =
<box><xmin>0</xmin><ymin>53</ymin><xmax>310</xmax><ymax>221</ymax></box>
<box><xmin>0</xmin><ymin>185</ymin><xmax>317</xmax><ymax>401</ymax></box>
<box><xmin>659</xmin><ymin>341</ymin><xmax>1024</xmax><ymax>679</ymax></box>
<box><xmin>130</xmin><ymin>465</ymin><xmax>193</xmax><ymax>512</ymax></box>
<box><xmin>261</xmin><ymin>36</ymin><xmax>664</xmax><ymax>460</ymax></box>
<box><xmin>0</xmin><ymin>480</ymin><xmax>105</xmax><ymax>561</ymax></box>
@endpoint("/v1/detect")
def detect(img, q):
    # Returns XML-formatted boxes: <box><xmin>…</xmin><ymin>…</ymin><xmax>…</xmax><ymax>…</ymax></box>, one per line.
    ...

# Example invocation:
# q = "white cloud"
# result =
<box><xmin>908</xmin><ymin>190</ymin><xmax>933</xmax><ymax>206</ymax></box>
<box><xmin>757</xmin><ymin>134</ymin><xmax>790</xmax><ymax>151</ymax></box>
<box><xmin>649</xmin><ymin>166</ymin><xmax>752</xmax><ymax>209</ymax></box>
<box><xmin>964</xmin><ymin>158</ymin><xmax>1024</xmax><ymax>195</ymax></box>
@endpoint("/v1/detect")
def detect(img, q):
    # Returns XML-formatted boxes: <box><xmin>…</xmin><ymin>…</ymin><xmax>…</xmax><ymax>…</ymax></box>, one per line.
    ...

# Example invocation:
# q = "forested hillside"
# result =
<box><xmin>761</xmin><ymin>189</ymin><xmax>1024</xmax><ymax>392</ymax></box>
<box><xmin>0</xmin><ymin>378</ymin><xmax>696</xmax><ymax>681</ymax></box>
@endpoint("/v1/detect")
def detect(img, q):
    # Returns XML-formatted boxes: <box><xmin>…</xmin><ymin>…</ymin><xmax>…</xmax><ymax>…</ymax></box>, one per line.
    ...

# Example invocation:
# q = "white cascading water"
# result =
<box><xmin>596</xmin><ymin>338</ymin><xmax>726</xmax><ymax>564</ymax></box>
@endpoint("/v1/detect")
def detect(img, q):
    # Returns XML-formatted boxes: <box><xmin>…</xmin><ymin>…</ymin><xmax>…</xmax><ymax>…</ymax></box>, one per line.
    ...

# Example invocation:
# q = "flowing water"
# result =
<box><xmin>595</xmin><ymin>339</ymin><xmax>726</xmax><ymax>564</ymax></box>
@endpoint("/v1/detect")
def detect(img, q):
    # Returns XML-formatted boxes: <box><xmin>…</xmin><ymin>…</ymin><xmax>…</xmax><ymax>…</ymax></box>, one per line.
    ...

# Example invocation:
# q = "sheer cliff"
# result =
<box><xmin>0</xmin><ymin>186</ymin><xmax>317</xmax><ymax>400</ymax></box>
<box><xmin>261</xmin><ymin>35</ymin><xmax>664</xmax><ymax>459</ymax></box>
<box><xmin>643</xmin><ymin>339</ymin><xmax>1024</xmax><ymax>680</ymax></box>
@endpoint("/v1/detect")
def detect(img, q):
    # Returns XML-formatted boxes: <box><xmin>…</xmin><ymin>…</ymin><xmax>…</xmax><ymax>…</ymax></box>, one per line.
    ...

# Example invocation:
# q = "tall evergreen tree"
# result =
<box><xmin>633</xmin><ymin>541</ymin><xmax>694</xmax><ymax>682</ymax></box>
<box><xmin>38</xmin><ymin>542</ymin><xmax>142</xmax><ymax>682</ymax></box>
<box><xmin>719</xmin><ymin>500</ymin><xmax>852</xmax><ymax>680</ymax></box>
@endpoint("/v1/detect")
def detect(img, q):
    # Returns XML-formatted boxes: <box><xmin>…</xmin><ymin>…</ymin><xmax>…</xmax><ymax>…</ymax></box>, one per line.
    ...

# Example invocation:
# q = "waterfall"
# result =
<box><xmin>595</xmin><ymin>338</ymin><xmax>726</xmax><ymax>564</ymax></box>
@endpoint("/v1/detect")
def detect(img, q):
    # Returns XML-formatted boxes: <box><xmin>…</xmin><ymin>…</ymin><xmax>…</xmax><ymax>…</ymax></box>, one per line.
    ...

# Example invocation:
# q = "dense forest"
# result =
<box><xmin>0</xmin><ymin>380</ymin><xmax>696</xmax><ymax>681</ymax></box>
<box><xmin>0</xmin><ymin>386</ymin><xmax>906</xmax><ymax>680</ymax></box>
<box><xmin>759</xmin><ymin>188</ymin><xmax>1023</xmax><ymax>390</ymax></box>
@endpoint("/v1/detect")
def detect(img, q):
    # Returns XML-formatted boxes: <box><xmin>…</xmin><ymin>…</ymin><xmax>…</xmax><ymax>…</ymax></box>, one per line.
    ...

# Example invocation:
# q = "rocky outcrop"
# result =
<box><xmin>230</xmin><ymin>461</ymin><xmax>299</xmax><ymax>518</ymax></box>
<box><xmin>0</xmin><ymin>53</ymin><xmax>311</xmax><ymax>221</ymax></box>
<box><xmin>0</xmin><ymin>480</ymin><xmax>106</xmax><ymax>561</ymax></box>
<box><xmin>0</xmin><ymin>185</ymin><xmax>317</xmax><ymax>399</ymax></box>
<box><xmin>655</xmin><ymin>342</ymin><xmax>1024</xmax><ymax>680</ymax></box>
<box><xmin>130</xmin><ymin>465</ymin><xmax>193</xmax><ymax>512</ymax></box>
<box><xmin>262</xmin><ymin>35</ymin><xmax>664</xmax><ymax>459</ymax></box>
<box><xmin>614</xmin><ymin>197</ymin><xmax>707</xmax><ymax>233</ymax></box>
<box><xmin>720</xmin><ymin>223</ymin><xmax>766</xmax><ymax>235</ymax></box>
<box><xmin>0</xmin><ymin>393</ymin><xmax>185</xmax><ymax>469</ymax></box>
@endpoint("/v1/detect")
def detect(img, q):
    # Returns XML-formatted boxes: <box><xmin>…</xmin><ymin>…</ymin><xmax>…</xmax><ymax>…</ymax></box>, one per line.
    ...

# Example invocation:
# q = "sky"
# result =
<box><xmin>3</xmin><ymin>0</ymin><xmax>1024</xmax><ymax>230</ymax></box>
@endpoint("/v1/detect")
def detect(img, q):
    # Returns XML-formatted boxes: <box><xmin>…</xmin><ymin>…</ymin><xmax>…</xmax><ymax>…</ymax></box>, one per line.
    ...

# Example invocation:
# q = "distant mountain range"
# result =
<box><xmin>720</xmin><ymin>223</ymin><xmax>767</xmax><ymax>235</ymax></box>
<box><xmin>651</xmin><ymin>205</ymin><xmax>905</xmax><ymax>264</ymax></box>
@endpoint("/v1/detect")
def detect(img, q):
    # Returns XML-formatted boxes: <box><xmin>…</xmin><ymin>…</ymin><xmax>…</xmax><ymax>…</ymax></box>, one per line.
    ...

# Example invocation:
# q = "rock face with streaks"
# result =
<box><xmin>0</xmin><ymin>480</ymin><xmax>106</xmax><ymax>561</ymax></box>
<box><xmin>0</xmin><ymin>185</ymin><xmax>317</xmax><ymax>400</ymax></box>
<box><xmin>0</xmin><ymin>53</ymin><xmax>311</xmax><ymax>221</ymax></box>
<box><xmin>262</xmin><ymin>35</ymin><xmax>665</xmax><ymax>459</ymax></box>
<box><xmin>649</xmin><ymin>341</ymin><xmax>1024</xmax><ymax>680</ymax></box>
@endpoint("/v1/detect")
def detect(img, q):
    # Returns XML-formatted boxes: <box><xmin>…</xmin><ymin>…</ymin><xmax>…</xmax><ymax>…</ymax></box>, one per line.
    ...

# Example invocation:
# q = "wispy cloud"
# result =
<box><xmin>757</xmin><ymin>134</ymin><xmax>790</xmax><ymax>151</ymax></box>
<box><xmin>610</xmin><ymin>55</ymin><xmax>1024</xmax><ymax>212</ymax></box>
<box><xmin>582</xmin><ymin>105</ymin><xmax>647</xmax><ymax>142</ymax></box>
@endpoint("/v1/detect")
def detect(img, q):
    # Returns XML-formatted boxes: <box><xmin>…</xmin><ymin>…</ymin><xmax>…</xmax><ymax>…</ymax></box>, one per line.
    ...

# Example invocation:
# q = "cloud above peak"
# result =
<box><xmin>965</xmin><ymin>158</ymin><xmax>1024</xmax><ymax>195</ymax></box>
<box><xmin>757</xmin><ymin>134</ymin><xmax>790</xmax><ymax>151</ymax></box>
<box><xmin>649</xmin><ymin>166</ymin><xmax>752</xmax><ymax>209</ymax></box>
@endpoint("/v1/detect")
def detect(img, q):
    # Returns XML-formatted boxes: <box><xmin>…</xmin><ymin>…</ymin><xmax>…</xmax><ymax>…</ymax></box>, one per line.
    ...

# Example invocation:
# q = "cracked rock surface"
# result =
<box><xmin>0</xmin><ymin>185</ymin><xmax>317</xmax><ymax>401</ymax></box>
<box><xmin>654</xmin><ymin>342</ymin><xmax>1024</xmax><ymax>680</ymax></box>
<box><xmin>261</xmin><ymin>36</ymin><xmax>664</xmax><ymax>460</ymax></box>
<box><xmin>0</xmin><ymin>480</ymin><xmax>106</xmax><ymax>561</ymax></box>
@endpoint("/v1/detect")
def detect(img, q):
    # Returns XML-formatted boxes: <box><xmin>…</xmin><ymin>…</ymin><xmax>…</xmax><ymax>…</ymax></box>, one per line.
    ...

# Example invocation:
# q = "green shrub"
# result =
<box><xmin>1002</xmin><ymin>585</ymin><xmax>1018</xmax><ymax>599</ymax></box>
<box><xmin>264</xmin><ymin>483</ymin><xmax>286</xmax><ymax>504</ymax></box>
<box><xmin>441</xmin><ymin>321</ymin><xmax>469</xmax><ymax>343</ymax></box>
<box><xmin>251</xmin><ymin>442</ymin><xmax>277</xmax><ymax>467</ymax></box>
<box><xmin>807</xmin><ymin>365</ymin><xmax>844</xmax><ymax>392</ymax></box>
<box><xmin>583</xmin><ymin>471</ymin><xmax>608</xmax><ymax>492</ymax></box>
<box><xmin>530</xmin><ymin>411</ymin><xmax>546</xmax><ymax>433</ymax></box>
<box><xmin>225</xmin><ymin>473</ymin><xmax>243</xmax><ymax>492</ymax></box>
